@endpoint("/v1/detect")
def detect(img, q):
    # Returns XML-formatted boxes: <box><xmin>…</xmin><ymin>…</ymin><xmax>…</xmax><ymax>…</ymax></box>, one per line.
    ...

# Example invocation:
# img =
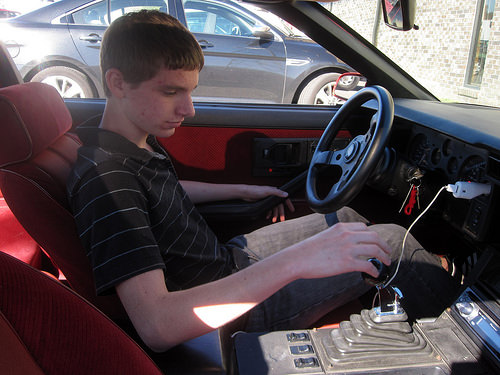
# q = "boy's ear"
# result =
<box><xmin>105</xmin><ymin>68</ymin><xmax>126</xmax><ymax>98</ymax></box>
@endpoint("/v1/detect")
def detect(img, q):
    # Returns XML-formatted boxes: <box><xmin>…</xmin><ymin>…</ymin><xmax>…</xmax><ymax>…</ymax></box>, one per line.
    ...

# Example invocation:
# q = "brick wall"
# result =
<box><xmin>325</xmin><ymin>0</ymin><xmax>500</xmax><ymax>107</ymax></box>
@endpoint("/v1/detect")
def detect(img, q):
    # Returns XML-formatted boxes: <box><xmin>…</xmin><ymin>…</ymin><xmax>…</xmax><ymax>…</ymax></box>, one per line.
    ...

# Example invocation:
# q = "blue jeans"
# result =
<box><xmin>226</xmin><ymin>208</ymin><xmax>458</xmax><ymax>331</ymax></box>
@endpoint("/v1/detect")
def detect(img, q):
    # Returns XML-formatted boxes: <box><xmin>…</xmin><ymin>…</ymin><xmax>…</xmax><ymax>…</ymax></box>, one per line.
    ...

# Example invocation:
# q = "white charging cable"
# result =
<box><xmin>383</xmin><ymin>181</ymin><xmax>492</xmax><ymax>288</ymax></box>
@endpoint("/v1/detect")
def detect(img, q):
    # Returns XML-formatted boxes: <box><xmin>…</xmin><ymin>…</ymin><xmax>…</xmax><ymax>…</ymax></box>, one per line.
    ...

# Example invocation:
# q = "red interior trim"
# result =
<box><xmin>160</xmin><ymin>126</ymin><xmax>350</xmax><ymax>184</ymax></box>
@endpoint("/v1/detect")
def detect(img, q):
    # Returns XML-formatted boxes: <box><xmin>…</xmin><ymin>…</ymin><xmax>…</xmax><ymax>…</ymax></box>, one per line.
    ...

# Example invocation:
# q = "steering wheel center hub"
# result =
<box><xmin>344</xmin><ymin>141</ymin><xmax>360</xmax><ymax>163</ymax></box>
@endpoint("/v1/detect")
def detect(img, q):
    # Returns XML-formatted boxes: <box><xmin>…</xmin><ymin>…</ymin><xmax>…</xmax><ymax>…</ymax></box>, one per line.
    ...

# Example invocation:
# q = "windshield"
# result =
<box><xmin>324</xmin><ymin>0</ymin><xmax>499</xmax><ymax>108</ymax></box>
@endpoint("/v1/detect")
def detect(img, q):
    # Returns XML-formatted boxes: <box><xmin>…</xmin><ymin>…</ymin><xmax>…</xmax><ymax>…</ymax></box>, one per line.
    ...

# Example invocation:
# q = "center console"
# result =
<box><xmin>233</xmin><ymin>249</ymin><xmax>500</xmax><ymax>374</ymax></box>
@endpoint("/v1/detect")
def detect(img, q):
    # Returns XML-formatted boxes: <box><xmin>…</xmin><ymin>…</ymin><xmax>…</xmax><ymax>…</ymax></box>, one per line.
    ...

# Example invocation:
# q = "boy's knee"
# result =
<box><xmin>370</xmin><ymin>223</ymin><xmax>408</xmax><ymax>255</ymax></box>
<box><xmin>326</xmin><ymin>206</ymin><xmax>370</xmax><ymax>226</ymax></box>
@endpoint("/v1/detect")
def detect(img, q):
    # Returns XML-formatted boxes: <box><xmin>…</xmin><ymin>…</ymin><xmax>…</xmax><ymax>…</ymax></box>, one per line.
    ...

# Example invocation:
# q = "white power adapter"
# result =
<box><xmin>446</xmin><ymin>181</ymin><xmax>492</xmax><ymax>199</ymax></box>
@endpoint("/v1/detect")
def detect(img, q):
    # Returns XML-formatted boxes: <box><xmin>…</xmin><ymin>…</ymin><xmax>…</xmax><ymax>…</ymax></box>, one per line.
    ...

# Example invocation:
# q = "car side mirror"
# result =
<box><xmin>252</xmin><ymin>25</ymin><xmax>274</xmax><ymax>41</ymax></box>
<box><xmin>381</xmin><ymin>0</ymin><xmax>416</xmax><ymax>31</ymax></box>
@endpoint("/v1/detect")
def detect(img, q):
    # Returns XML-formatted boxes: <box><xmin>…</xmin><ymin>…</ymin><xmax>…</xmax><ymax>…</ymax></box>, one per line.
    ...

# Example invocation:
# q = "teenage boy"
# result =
<box><xmin>67</xmin><ymin>10</ymin><xmax>458</xmax><ymax>352</ymax></box>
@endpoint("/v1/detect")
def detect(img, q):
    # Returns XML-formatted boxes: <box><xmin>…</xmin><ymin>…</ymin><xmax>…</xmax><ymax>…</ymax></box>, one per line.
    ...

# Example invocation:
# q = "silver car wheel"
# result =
<box><xmin>298</xmin><ymin>72</ymin><xmax>342</xmax><ymax>106</ymax></box>
<box><xmin>41</xmin><ymin>75</ymin><xmax>86</xmax><ymax>98</ymax></box>
<box><xmin>313</xmin><ymin>80</ymin><xmax>339</xmax><ymax>105</ymax></box>
<box><xmin>31</xmin><ymin>66</ymin><xmax>94</xmax><ymax>98</ymax></box>
<box><xmin>337</xmin><ymin>75</ymin><xmax>360</xmax><ymax>90</ymax></box>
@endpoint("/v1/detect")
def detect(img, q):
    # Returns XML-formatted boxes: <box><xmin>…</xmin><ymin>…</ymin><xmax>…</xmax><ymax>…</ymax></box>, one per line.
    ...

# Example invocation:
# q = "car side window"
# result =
<box><xmin>71</xmin><ymin>1</ymin><xmax>109</xmax><ymax>25</ymax></box>
<box><xmin>183</xmin><ymin>0</ymin><xmax>254</xmax><ymax>37</ymax></box>
<box><xmin>109</xmin><ymin>0</ymin><xmax>169</xmax><ymax>23</ymax></box>
<box><xmin>70</xmin><ymin>0</ymin><xmax>169</xmax><ymax>25</ymax></box>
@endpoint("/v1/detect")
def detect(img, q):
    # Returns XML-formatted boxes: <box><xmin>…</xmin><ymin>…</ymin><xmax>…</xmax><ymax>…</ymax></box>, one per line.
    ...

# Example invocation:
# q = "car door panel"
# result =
<box><xmin>160</xmin><ymin>126</ymin><xmax>322</xmax><ymax>183</ymax></box>
<box><xmin>7</xmin><ymin>25</ymin><xmax>81</xmax><ymax>76</ymax></box>
<box><xmin>67</xmin><ymin>0</ymin><xmax>107</xmax><ymax>66</ymax></box>
<box><xmin>69</xmin><ymin>25</ymin><xmax>104</xmax><ymax>63</ymax></box>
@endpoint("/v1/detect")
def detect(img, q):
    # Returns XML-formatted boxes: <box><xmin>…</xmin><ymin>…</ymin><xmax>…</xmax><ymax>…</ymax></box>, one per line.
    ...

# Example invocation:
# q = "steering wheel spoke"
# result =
<box><xmin>311</xmin><ymin>149</ymin><xmax>334</xmax><ymax>166</ymax></box>
<box><xmin>306</xmin><ymin>86</ymin><xmax>394</xmax><ymax>213</ymax></box>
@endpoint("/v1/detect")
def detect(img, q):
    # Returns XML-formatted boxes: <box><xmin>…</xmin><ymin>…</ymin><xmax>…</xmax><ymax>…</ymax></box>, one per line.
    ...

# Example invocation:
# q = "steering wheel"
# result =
<box><xmin>306</xmin><ymin>85</ymin><xmax>394</xmax><ymax>214</ymax></box>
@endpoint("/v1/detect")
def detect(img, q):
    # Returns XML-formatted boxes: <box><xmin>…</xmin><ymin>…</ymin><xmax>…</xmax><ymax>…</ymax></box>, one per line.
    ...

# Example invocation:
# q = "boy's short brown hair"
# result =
<box><xmin>100</xmin><ymin>10</ymin><xmax>204</xmax><ymax>97</ymax></box>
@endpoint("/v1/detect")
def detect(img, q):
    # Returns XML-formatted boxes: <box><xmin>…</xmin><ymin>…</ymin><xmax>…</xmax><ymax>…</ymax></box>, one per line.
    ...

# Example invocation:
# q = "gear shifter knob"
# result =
<box><xmin>362</xmin><ymin>258</ymin><xmax>390</xmax><ymax>286</ymax></box>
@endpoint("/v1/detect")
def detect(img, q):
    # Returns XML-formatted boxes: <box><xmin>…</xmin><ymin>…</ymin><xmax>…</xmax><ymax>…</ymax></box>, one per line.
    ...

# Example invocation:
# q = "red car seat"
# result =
<box><xmin>0</xmin><ymin>81</ymin><xmax>228</xmax><ymax>375</ymax></box>
<box><xmin>0</xmin><ymin>251</ymin><xmax>162</xmax><ymax>375</ymax></box>
<box><xmin>0</xmin><ymin>82</ymin><xmax>124</xmax><ymax>319</ymax></box>
<box><xmin>0</xmin><ymin>42</ymin><xmax>45</xmax><ymax>269</ymax></box>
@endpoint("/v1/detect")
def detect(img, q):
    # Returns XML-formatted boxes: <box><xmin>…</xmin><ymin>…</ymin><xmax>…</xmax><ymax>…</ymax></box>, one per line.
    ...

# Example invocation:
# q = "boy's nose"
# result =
<box><xmin>178</xmin><ymin>96</ymin><xmax>195</xmax><ymax>118</ymax></box>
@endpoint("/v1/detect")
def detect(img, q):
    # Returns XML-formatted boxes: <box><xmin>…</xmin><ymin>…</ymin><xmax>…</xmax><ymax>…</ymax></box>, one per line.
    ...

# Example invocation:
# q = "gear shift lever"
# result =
<box><xmin>362</xmin><ymin>258</ymin><xmax>390</xmax><ymax>286</ymax></box>
<box><xmin>371</xmin><ymin>285</ymin><xmax>407</xmax><ymax>323</ymax></box>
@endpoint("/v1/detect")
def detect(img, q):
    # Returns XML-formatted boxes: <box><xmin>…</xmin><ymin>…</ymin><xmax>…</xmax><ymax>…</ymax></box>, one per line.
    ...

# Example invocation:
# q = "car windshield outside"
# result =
<box><xmin>0</xmin><ymin>0</ymin><xmax>499</xmax><ymax>110</ymax></box>
<box><xmin>323</xmin><ymin>0</ymin><xmax>499</xmax><ymax>109</ymax></box>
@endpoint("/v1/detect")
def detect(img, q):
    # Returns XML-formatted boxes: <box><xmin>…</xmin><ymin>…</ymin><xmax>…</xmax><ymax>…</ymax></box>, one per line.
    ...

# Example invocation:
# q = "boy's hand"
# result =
<box><xmin>240</xmin><ymin>185</ymin><xmax>295</xmax><ymax>222</ymax></box>
<box><xmin>266</xmin><ymin>199</ymin><xmax>295</xmax><ymax>223</ymax></box>
<box><xmin>290</xmin><ymin>222</ymin><xmax>392</xmax><ymax>280</ymax></box>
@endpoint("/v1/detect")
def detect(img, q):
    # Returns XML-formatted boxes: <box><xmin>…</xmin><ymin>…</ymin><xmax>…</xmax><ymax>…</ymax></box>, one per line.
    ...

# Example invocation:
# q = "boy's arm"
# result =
<box><xmin>180</xmin><ymin>180</ymin><xmax>295</xmax><ymax>222</ymax></box>
<box><xmin>115</xmin><ymin>222</ymin><xmax>392</xmax><ymax>352</ymax></box>
<box><xmin>179</xmin><ymin>180</ymin><xmax>288</xmax><ymax>203</ymax></box>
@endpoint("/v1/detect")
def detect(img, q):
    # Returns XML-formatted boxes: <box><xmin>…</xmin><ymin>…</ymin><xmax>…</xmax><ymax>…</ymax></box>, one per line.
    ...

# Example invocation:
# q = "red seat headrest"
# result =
<box><xmin>0</xmin><ymin>82</ymin><xmax>72</xmax><ymax>167</ymax></box>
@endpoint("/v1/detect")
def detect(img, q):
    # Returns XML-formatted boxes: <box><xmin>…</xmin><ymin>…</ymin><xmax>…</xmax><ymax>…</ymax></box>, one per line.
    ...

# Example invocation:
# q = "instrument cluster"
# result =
<box><xmin>407</xmin><ymin>127</ymin><xmax>489</xmax><ymax>184</ymax></box>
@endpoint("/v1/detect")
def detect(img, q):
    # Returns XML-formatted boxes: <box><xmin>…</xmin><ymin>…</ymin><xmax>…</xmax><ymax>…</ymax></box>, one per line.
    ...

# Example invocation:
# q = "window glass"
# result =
<box><xmin>5</xmin><ymin>0</ymin><xmax>498</xmax><ymax>106</ymax></box>
<box><xmin>183</xmin><ymin>0</ymin><xmax>254</xmax><ymax>36</ymax></box>
<box><xmin>326</xmin><ymin>0</ymin><xmax>500</xmax><ymax>107</ymax></box>
<box><xmin>466</xmin><ymin>0</ymin><xmax>496</xmax><ymax>87</ymax></box>
<box><xmin>71</xmin><ymin>1</ymin><xmax>108</xmax><ymax>25</ymax></box>
<box><xmin>110</xmin><ymin>0</ymin><xmax>168</xmax><ymax>22</ymax></box>
<box><xmin>70</xmin><ymin>0</ymin><xmax>168</xmax><ymax>25</ymax></box>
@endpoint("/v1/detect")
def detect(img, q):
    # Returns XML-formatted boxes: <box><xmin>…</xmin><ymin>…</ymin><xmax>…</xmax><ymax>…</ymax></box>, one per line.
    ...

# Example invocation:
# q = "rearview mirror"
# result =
<box><xmin>381</xmin><ymin>0</ymin><xmax>416</xmax><ymax>31</ymax></box>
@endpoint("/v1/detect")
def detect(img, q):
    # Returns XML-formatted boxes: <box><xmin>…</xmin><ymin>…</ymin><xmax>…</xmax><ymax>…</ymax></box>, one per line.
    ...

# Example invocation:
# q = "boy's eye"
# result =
<box><xmin>163</xmin><ymin>90</ymin><xmax>176</xmax><ymax>96</ymax></box>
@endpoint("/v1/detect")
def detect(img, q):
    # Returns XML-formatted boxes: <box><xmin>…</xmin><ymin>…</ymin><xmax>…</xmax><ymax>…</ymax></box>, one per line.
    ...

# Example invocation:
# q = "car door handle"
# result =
<box><xmin>79</xmin><ymin>33</ymin><xmax>102</xmax><ymax>43</ymax></box>
<box><xmin>198</xmin><ymin>39</ymin><xmax>214</xmax><ymax>48</ymax></box>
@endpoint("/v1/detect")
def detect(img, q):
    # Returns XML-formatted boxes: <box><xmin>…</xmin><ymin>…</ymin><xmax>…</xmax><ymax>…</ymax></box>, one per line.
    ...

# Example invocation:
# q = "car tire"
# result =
<box><xmin>336</xmin><ymin>74</ymin><xmax>360</xmax><ymax>90</ymax></box>
<box><xmin>298</xmin><ymin>72</ymin><xmax>341</xmax><ymax>105</ymax></box>
<box><xmin>31</xmin><ymin>66</ymin><xmax>94</xmax><ymax>98</ymax></box>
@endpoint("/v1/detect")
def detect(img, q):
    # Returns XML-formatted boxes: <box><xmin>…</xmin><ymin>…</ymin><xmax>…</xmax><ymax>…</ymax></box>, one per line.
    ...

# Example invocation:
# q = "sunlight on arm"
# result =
<box><xmin>193</xmin><ymin>303</ymin><xmax>257</xmax><ymax>328</ymax></box>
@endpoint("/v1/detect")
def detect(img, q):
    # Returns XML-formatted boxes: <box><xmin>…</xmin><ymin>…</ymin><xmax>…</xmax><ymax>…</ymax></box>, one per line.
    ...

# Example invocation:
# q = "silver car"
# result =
<box><xmin>0</xmin><ymin>0</ymin><xmax>357</xmax><ymax>104</ymax></box>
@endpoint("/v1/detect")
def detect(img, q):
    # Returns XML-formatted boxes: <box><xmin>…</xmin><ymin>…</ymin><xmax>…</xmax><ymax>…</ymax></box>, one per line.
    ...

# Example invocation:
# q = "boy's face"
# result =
<box><xmin>120</xmin><ymin>67</ymin><xmax>198</xmax><ymax>139</ymax></box>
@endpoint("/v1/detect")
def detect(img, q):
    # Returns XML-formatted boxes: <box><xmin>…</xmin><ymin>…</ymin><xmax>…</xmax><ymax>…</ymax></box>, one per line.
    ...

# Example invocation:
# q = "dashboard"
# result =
<box><xmin>367</xmin><ymin>99</ymin><xmax>500</xmax><ymax>245</ymax></box>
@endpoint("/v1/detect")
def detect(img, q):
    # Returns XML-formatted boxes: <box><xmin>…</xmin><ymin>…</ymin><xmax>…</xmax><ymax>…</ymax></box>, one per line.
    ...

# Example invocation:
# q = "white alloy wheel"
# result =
<box><xmin>298</xmin><ymin>72</ymin><xmax>342</xmax><ymax>106</ymax></box>
<box><xmin>31</xmin><ymin>66</ymin><xmax>94</xmax><ymax>98</ymax></box>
